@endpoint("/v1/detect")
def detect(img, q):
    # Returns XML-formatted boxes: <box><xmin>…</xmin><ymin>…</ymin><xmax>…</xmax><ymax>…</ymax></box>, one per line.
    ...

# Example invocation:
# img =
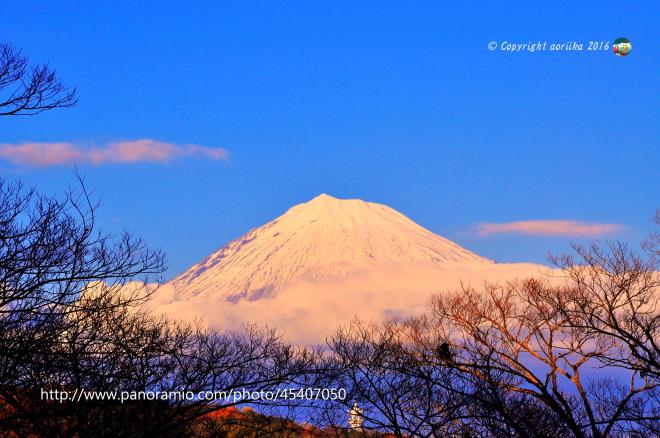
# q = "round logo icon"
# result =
<box><xmin>612</xmin><ymin>38</ymin><xmax>632</xmax><ymax>56</ymax></box>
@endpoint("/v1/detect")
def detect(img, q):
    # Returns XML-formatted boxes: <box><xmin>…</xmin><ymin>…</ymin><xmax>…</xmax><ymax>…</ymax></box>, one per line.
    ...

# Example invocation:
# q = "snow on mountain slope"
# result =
<box><xmin>169</xmin><ymin>194</ymin><xmax>493</xmax><ymax>301</ymax></box>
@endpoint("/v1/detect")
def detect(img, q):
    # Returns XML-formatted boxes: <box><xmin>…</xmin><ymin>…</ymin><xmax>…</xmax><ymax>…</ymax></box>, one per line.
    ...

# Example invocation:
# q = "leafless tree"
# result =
<box><xmin>0</xmin><ymin>176</ymin><xmax>163</xmax><ymax>434</ymax></box>
<box><xmin>430</xmin><ymin>277</ymin><xmax>659</xmax><ymax>438</ymax></box>
<box><xmin>314</xmin><ymin>315</ymin><xmax>580</xmax><ymax>438</ymax></box>
<box><xmin>0</xmin><ymin>177</ymin><xmax>316</xmax><ymax>437</ymax></box>
<box><xmin>0</xmin><ymin>176</ymin><xmax>164</xmax><ymax>388</ymax></box>
<box><xmin>0</xmin><ymin>43</ymin><xmax>77</xmax><ymax>116</ymax></box>
<box><xmin>307</xmin><ymin>319</ymin><xmax>475</xmax><ymax>437</ymax></box>
<box><xmin>548</xmin><ymin>211</ymin><xmax>660</xmax><ymax>382</ymax></box>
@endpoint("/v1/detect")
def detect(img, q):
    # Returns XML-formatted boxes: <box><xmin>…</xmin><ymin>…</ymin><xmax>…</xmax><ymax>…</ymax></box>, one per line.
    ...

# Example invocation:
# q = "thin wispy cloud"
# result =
<box><xmin>0</xmin><ymin>139</ymin><xmax>229</xmax><ymax>167</ymax></box>
<box><xmin>476</xmin><ymin>220</ymin><xmax>624</xmax><ymax>237</ymax></box>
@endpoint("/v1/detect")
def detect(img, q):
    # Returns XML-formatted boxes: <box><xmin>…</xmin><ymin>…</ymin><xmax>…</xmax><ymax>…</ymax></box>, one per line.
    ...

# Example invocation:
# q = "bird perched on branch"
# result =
<box><xmin>436</xmin><ymin>342</ymin><xmax>453</xmax><ymax>362</ymax></box>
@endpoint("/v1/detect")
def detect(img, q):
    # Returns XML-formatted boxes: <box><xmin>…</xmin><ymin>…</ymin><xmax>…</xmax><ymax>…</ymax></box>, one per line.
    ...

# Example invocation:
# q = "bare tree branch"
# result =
<box><xmin>0</xmin><ymin>43</ymin><xmax>77</xmax><ymax>116</ymax></box>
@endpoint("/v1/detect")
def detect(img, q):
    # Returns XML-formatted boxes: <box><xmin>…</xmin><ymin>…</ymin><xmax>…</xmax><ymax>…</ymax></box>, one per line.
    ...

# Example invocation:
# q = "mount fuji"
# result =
<box><xmin>169</xmin><ymin>194</ymin><xmax>493</xmax><ymax>302</ymax></box>
<box><xmin>152</xmin><ymin>195</ymin><xmax>549</xmax><ymax>343</ymax></box>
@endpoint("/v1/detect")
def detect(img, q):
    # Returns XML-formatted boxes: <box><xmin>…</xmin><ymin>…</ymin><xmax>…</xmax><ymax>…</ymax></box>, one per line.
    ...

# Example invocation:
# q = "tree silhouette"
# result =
<box><xmin>0</xmin><ymin>43</ymin><xmax>77</xmax><ymax>116</ymax></box>
<box><xmin>0</xmin><ymin>177</ymin><xmax>315</xmax><ymax>436</ymax></box>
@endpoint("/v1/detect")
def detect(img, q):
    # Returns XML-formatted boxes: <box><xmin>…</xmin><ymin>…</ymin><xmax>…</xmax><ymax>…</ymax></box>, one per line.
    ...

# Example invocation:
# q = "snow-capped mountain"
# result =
<box><xmin>169</xmin><ymin>194</ymin><xmax>493</xmax><ymax>301</ymax></box>
<box><xmin>150</xmin><ymin>194</ymin><xmax>550</xmax><ymax>343</ymax></box>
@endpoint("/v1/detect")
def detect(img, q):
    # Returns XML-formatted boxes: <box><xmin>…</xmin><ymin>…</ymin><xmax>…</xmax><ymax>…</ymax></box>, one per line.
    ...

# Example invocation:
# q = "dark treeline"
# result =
<box><xmin>0</xmin><ymin>178</ymin><xmax>320</xmax><ymax>437</ymax></box>
<box><xmin>0</xmin><ymin>177</ymin><xmax>657</xmax><ymax>437</ymax></box>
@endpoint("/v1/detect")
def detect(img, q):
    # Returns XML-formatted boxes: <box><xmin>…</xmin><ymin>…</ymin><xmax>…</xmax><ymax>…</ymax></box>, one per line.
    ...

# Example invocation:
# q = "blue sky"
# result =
<box><xmin>2</xmin><ymin>1</ymin><xmax>658</xmax><ymax>277</ymax></box>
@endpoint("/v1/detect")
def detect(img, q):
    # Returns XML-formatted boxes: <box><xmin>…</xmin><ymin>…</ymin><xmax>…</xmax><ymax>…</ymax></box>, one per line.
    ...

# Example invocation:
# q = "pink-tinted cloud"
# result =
<box><xmin>0</xmin><ymin>140</ymin><xmax>229</xmax><ymax>167</ymax></box>
<box><xmin>476</xmin><ymin>220</ymin><xmax>624</xmax><ymax>237</ymax></box>
<box><xmin>0</xmin><ymin>142</ymin><xmax>83</xmax><ymax>167</ymax></box>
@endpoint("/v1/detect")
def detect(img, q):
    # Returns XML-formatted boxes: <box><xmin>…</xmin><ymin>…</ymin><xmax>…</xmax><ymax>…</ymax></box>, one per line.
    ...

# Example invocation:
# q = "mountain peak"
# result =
<box><xmin>311</xmin><ymin>193</ymin><xmax>336</xmax><ymax>201</ymax></box>
<box><xmin>304</xmin><ymin>193</ymin><xmax>342</xmax><ymax>207</ymax></box>
<box><xmin>170</xmin><ymin>196</ymin><xmax>492</xmax><ymax>301</ymax></box>
<box><xmin>304</xmin><ymin>193</ymin><xmax>361</xmax><ymax>208</ymax></box>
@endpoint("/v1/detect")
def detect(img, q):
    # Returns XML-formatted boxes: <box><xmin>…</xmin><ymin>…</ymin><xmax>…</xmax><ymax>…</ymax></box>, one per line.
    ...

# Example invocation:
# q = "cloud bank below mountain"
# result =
<box><xmin>148</xmin><ymin>262</ymin><xmax>554</xmax><ymax>344</ymax></box>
